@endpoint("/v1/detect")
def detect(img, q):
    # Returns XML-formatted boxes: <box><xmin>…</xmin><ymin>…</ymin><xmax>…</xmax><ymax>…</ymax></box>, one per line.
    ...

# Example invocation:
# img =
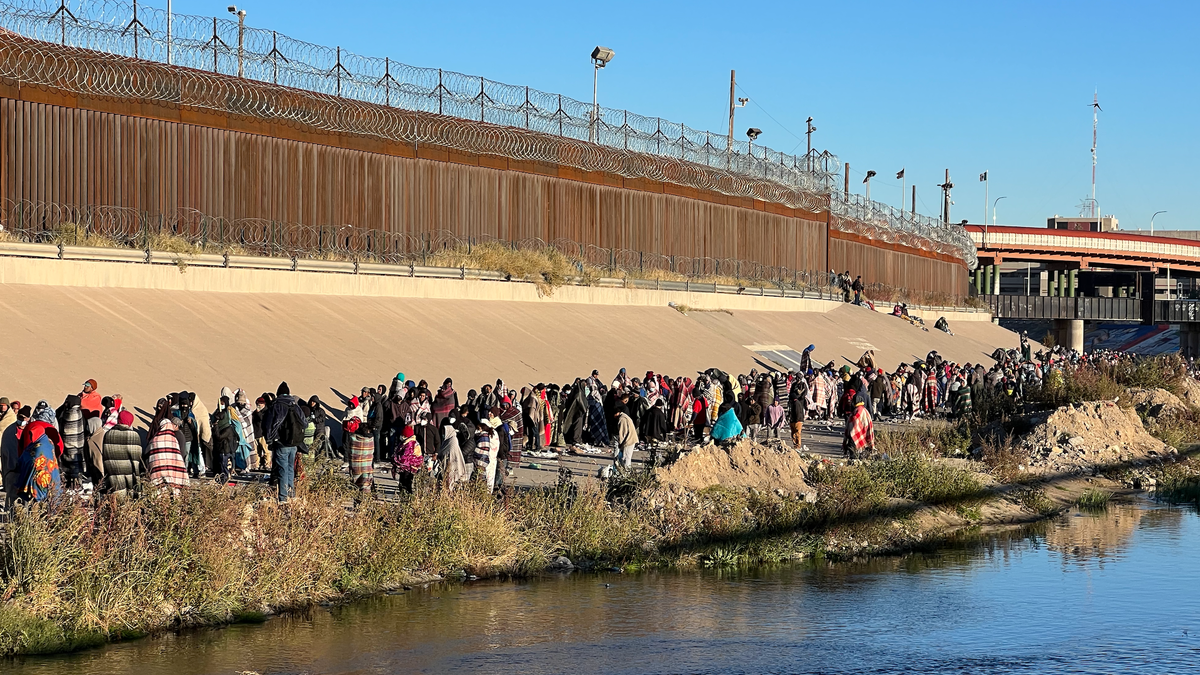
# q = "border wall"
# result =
<box><xmin>0</xmin><ymin>34</ymin><xmax>968</xmax><ymax>298</ymax></box>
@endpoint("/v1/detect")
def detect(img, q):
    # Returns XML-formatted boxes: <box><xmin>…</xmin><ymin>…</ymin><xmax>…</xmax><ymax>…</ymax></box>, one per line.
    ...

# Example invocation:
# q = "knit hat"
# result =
<box><xmin>277</xmin><ymin>381</ymin><xmax>290</xmax><ymax>396</ymax></box>
<box><xmin>0</xmin><ymin>397</ymin><xmax>8</xmax><ymax>407</ymax></box>
<box><xmin>350</xmin><ymin>396</ymin><xmax>359</xmax><ymax>408</ymax></box>
<box><xmin>255</xmin><ymin>396</ymin><xmax>266</xmax><ymax>406</ymax></box>
<box><xmin>117</xmin><ymin>410</ymin><xmax>135</xmax><ymax>426</ymax></box>
<box><xmin>403</xmin><ymin>425</ymin><xmax>414</xmax><ymax>438</ymax></box>
<box><xmin>84</xmin><ymin>378</ymin><xmax>98</xmax><ymax>391</ymax></box>
<box><xmin>396</xmin><ymin>372</ymin><xmax>405</xmax><ymax>382</ymax></box>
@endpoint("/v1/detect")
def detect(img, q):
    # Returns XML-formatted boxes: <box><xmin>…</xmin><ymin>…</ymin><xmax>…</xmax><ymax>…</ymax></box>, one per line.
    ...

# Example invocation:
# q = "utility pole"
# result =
<box><xmin>727</xmin><ymin>70</ymin><xmax>747</xmax><ymax>169</ymax></box>
<box><xmin>727</xmin><ymin>70</ymin><xmax>736</xmax><ymax>153</ymax></box>
<box><xmin>844</xmin><ymin>162</ymin><xmax>850</xmax><ymax>198</ymax></box>
<box><xmin>911</xmin><ymin>185</ymin><xmax>916</xmax><ymax>217</ymax></box>
<box><xmin>805</xmin><ymin>117</ymin><xmax>815</xmax><ymax>172</ymax></box>
<box><xmin>938</xmin><ymin>169</ymin><xmax>953</xmax><ymax>224</ymax></box>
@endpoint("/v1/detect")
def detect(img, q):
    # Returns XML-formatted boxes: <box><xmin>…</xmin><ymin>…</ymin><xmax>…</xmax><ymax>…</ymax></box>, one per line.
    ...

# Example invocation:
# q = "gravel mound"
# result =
<box><xmin>1016</xmin><ymin>401</ymin><xmax>1168</xmax><ymax>475</ymax></box>
<box><xmin>1124</xmin><ymin>387</ymin><xmax>1188</xmax><ymax>419</ymax></box>
<box><xmin>655</xmin><ymin>440</ymin><xmax>811</xmax><ymax>493</ymax></box>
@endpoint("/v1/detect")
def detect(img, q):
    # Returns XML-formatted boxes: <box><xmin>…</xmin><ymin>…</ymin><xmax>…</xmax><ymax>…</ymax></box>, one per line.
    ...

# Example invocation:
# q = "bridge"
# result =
<box><xmin>966</xmin><ymin>225</ymin><xmax>1200</xmax><ymax>298</ymax></box>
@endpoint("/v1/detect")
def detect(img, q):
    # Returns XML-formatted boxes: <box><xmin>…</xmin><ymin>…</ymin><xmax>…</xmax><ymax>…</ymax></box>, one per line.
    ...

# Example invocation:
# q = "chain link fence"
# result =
<box><xmin>0</xmin><ymin>0</ymin><xmax>975</xmax><ymax>268</ymax></box>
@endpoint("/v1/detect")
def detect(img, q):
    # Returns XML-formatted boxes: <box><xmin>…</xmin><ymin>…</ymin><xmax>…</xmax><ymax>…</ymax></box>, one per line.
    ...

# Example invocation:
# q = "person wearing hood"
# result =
<box><xmin>344</xmin><ymin>397</ymin><xmax>375</xmax><ymax>492</ymax></box>
<box><xmin>498</xmin><ymin>396</ymin><xmax>523</xmax><ymax>478</ymax></box>
<box><xmin>432</xmin><ymin>378</ymin><xmax>459</xmax><ymax>428</ymax></box>
<box><xmin>561</xmin><ymin>379</ymin><xmax>588</xmax><ymax>445</ymax></box>
<box><xmin>474</xmin><ymin>410</ymin><xmax>501</xmax><ymax>493</ymax></box>
<box><xmin>262</xmin><ymin>382</ymin><xmax>306</xmax><ymax>503</ymax></box>
<box><xmin>843</xmin><ymin>400</ymin><xmax>875</xmax><ymax>460</ymax></box>
<box><xmin>96</xmin><ymin>410</ymin><xmax>144</xmax><ymax>494</ymax></box>
<box><xmin>306</xmin><ymin>395</ymin><xmax>333</xmax><ymax>459</ymax></box>
<box><xmin>438</xmin><ymin>415</ymin><xmax>470</xmax><ymax>490</ymax></box>
<box><xmin>147</xmin><ymin>412</ymin><xmax>188</xmax><ymax>492</ymax></box>
<box><xmin>176</xmin><ymin>392</ymin><xmax>206</xmax><ymax>478</ymax></box>
<box><xmin>17</xmin><ymin>404</ymin><xmax>62</xmax><ymax>503</ymax></box>
<box><xmin>2</xmin><ymin>404</ymin><xmax>29</xmax><ymax>507</ymax></box>
<box><xmin>392</xmin><ymin>425</ymin><xmax>423</xmax><ymax>493</ymax></box>
<box><xmin>521</xmin><ymin>385</ymin><xmax>547</xmax><ymax>454</ymax></box>
<box><xmin>55</xmin><ymin>394</ymin><xmax>86</xmax><ymax>488</ymax></box>
<box><xmin>799</xmin><ymin>345</ymin><xmax>815</xmax><ymax>375</ymax></box>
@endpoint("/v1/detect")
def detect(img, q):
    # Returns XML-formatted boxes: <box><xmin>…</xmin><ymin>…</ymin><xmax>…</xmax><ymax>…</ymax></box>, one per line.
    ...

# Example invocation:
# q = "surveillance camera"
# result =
<box><xmin>227</xmin><ymin>5</ymin><xmax>237</xmax><ymax>13</ymax></box>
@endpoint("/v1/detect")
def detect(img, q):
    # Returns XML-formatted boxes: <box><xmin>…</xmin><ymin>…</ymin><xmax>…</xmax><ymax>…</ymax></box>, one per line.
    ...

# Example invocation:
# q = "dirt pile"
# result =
<box><xmin>655</xmin><ymin>440</ymin><xmax>811</xmax><ymax>494</ymax></box>
<box><xmin>1178</xmin><ymin>378</ymin><xmax>1200</xmax><ymax>410</ymax></box>
<box><xmin>1015</xmin><ymin>401</ymin><xmax>1168</xmax><ymax>475</ymax></box>
<box><xmin>1124</xmin><ymin>387</ymin><xmax>1188</xmax><ymax>419</ymax></box>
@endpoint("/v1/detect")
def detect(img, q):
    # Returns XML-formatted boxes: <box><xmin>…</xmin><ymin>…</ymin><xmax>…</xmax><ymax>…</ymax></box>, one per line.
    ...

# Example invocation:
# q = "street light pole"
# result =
<box><xmin>1150</xmin><ymin>210</ymin><xmax>1167</xmax><ymax>235</ymax></box>
<box><xmin>591</xmin><ymin>62</ymin><xmax>599</xmax><ymax>142</ymax></box>
<box><xmin>989</xmin><ymin>195</ymin><xmax>1006</xmax><ymax>249</ymax></box>
<box><xmin>863</xmin><ymin>170</ymin><xmax>876</xmax><ymax>202</ymax></box>
<box><xmin>589</xmin><ymin>46</ymin><xmax>615</xmax><ymax>144</ymax></box>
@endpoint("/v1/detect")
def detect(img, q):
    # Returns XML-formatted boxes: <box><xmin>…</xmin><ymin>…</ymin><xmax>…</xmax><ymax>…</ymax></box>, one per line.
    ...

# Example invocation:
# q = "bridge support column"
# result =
<box><xmin>1055</xmin><ymin>319</ymin><xmax>1084</xmax><ymax>352</ymax></box>
<box><xmin>1068</xmin><ymin>269</ymin><xmax>1078</xmax><ymax>297</ymax></box>
<box><xmin>984</xmin><ymin>266</ymin><xmax>993</xmax><ymax>297</ymax></box>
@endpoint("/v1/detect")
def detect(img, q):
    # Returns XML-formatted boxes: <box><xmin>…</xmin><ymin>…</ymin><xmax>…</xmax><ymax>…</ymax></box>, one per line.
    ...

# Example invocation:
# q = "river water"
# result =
<box><xmin>10</xmin><ymin>503</ymin><xmax>1200</xmax><ymax>674</ymax></box>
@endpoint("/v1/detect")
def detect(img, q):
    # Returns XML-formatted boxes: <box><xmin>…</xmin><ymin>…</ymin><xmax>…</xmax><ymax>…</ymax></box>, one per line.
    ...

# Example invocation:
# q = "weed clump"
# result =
<box><xmin>1075</xmin><ymin>488</ymin><xmax>1112</xmax><ymax>510</ymax></box>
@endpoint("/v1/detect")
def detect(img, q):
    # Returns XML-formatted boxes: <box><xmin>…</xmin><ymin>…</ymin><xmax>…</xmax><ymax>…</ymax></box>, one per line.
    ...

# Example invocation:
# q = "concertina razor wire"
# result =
<box><xmin>0</xmin><ymin>0</ymin><xmax>976</xmax><ymax>268</ymax></box>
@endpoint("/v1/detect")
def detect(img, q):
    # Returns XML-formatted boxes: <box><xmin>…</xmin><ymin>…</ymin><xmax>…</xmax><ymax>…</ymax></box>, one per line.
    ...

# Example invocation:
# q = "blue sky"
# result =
<box><xmin>169</xmin><ymin>0</ymin><xmax>1198</xmax><ymax>230</ymax></box>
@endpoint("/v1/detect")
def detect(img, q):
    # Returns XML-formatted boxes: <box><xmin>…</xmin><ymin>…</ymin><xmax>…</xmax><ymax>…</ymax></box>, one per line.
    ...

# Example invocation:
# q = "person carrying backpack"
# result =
<box><xmin>262</xmin><ymin>381</ymin><xmax>306</xmax><ymax>503</ymax></box>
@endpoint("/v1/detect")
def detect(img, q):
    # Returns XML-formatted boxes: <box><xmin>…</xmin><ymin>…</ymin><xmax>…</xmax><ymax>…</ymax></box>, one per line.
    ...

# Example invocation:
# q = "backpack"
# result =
<box><xmin>278</xmin><ymin>403</ymin><xmax>307</xmax><ymax>448</ymax></box>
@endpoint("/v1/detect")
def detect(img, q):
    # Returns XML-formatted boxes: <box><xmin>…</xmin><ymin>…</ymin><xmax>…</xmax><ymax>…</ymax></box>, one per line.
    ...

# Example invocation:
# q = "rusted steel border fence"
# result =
<box><xmin>0</xmin><ymin>198</ymin><xmax>842</xmax><ymax>290</ymax></box>
<box><xmin>0</xmin><ymin>0</ymin><xmax>976</xmax><ymax>267</ymax></box>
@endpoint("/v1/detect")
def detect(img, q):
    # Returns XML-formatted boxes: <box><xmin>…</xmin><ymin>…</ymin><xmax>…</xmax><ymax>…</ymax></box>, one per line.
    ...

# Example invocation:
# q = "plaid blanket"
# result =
<box><xmin>146</xmin><ymin>421</ymin><xmax>189</xmax><ymax>489</ymax></box>
<box><xmin>348</xmin><ymin>433</ymin><xmax>375</xmax><ymax>487</ymax></box>
<box><xmin>921</xmin><ymin>375</ymin><xmax>939</xmax><ymax>413</ymax></box>
<box><xmin>844</xmin><ymin>404</ymin><xmax>875</xmax><ymax>454</ymax></box>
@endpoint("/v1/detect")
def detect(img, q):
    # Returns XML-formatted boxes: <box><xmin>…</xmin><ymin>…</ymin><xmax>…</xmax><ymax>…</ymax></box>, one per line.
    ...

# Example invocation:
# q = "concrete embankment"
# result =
<box><xmin>0</xmin><ymin>254</ymin><xmax>1012</xmax><ymax>407</ymax></box>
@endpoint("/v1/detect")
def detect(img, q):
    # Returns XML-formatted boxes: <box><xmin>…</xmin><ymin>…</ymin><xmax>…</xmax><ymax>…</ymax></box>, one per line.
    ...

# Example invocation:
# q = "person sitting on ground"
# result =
<box><xmin>935</xmin><ymin>316</ymin><xmax>953</xmax><ymax>335</ymax></box>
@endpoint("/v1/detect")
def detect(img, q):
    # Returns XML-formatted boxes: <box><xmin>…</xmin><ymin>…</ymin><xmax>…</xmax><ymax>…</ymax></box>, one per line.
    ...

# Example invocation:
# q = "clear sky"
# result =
<box><xmin>171</xmin><ymin>0</ymin><xmax>1198</xmax><ymax>230</ymax></box>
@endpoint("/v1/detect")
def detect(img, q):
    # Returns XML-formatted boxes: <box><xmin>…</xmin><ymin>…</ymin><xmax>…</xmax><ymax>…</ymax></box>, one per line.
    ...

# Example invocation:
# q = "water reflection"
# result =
<box><xmin>8</xmin><ymin>503</ymin><xmax>1200</xmax><ymax>675</ymax></box>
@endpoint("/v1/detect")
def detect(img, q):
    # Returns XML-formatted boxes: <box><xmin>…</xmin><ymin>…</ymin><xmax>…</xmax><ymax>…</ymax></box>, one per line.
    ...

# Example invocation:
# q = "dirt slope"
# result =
<box><xmin>0</xmin><ymin>284</ymin><xmax>1022</xmax><ymax>417</ymax></box>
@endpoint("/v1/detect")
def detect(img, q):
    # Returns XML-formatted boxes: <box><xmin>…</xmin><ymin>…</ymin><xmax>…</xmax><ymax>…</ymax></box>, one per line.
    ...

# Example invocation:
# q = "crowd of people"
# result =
<box><xmin>0</xmin><ymin>333</ymin><xmax>1122</xmax><ymax>510</ymax></box>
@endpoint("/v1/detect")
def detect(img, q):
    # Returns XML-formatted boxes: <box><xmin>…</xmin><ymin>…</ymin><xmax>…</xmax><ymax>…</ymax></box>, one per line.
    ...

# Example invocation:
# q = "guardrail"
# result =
<box><xmin>0</xmin><ymin>241</ymin><xmax>984</xmax><ymax>315</ymax></box>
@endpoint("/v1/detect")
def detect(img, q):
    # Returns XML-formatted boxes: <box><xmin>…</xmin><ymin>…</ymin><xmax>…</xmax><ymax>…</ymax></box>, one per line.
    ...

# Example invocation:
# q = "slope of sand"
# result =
<box><xmin>0</xmin><ymin>283</ymin><xmax>1020</xmax><ymax>413</ymax></box>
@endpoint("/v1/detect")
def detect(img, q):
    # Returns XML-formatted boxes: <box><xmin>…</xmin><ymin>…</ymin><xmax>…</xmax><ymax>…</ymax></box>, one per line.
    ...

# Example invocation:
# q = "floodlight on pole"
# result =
<box><xmin>863</xmin><ymin>170</ymin><xmax>876</xmax><ymax>202</ymax></box>
<box><xmin>590</xmin><ymin>46</ymin><xmax>614</xmax><ymax>143</ymax></box>
<box><xmin>746</xmin><ymin>127</ymin><xmax>761</xmax><ymax>158</ymax></box>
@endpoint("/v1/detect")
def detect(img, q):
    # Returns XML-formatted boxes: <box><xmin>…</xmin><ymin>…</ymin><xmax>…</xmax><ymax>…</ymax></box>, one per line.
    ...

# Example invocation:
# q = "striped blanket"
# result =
<box><xmin>348</xmin><ymin>432</ymin><xmax>374</xmax><ymax>488</ymax></box>
<box><xmin>146</xmin><ymin>421</ymin><xmax>189</xmax><ymax>489</ymax></box>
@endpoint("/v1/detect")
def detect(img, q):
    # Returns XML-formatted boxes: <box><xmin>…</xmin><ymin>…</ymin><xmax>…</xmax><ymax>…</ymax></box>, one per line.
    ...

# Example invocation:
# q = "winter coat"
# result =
<box><xmin>615</xmin><ymin>412</ymin><xmax>639</xmax><ymax>449</ymax></box>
